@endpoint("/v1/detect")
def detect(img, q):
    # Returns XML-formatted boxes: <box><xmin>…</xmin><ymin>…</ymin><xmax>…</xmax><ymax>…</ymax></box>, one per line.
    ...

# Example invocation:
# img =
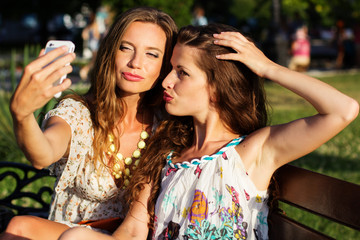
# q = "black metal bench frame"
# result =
<box><xmin>0</xmin><ymin>161</ymin><xmax>55</xmax><ymax>232</ymax></box>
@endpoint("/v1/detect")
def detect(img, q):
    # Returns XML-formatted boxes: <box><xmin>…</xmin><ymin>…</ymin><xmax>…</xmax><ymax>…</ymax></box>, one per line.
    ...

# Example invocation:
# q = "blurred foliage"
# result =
<box><xmin>101</xmin><ymin>0</ymin><xmax>360</xmax><ymax>41</ymax></box>
<box><xmin>0</xmin><ymin>91</ymin><xmax>26</xmax><ymax>163</ymax></box>
<box><xmin>0</xmin><ymin>45</ymin><xmax>57</xmax><ymax>163</ymax></box>
<box><xmin>103</xmin><ymin>0</ymin><xmax>194</xmax><ymax>27</ymax></box>
<box><xmin>282</xmin><ymin>0</ymin><xmax>360</xmax><ymax>27</ymax></box>
<box><xmin>1</xmin><ymin>0</ymin><xmax>101</xmax><ymax>20</ymax></box>
<box><xmin>2</xmin><ymin>0</ymin><xmax>360</xmax><ymax>40</ymax></box>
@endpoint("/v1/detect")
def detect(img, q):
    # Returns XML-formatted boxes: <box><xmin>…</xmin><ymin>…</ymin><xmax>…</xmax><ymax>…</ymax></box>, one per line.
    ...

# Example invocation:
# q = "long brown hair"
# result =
<box><xmin>68</xmin><ymin>7</ymin><xmax>178</xmax><ymax>171</ymax></box>
<box><xmin>177</xmin><ymin>24</ymin><xmax>268</xmax><ymax>134</ymax></box>
<box><xmin>126</xmin><ymin>23</ymin><xmax>268</xmax><ymax>229</ymax></box>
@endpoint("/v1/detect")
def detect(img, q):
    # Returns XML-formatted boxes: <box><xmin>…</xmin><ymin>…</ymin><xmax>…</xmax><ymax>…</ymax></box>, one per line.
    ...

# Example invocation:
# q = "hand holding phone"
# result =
<box><xmin>44</xmin><ymin>40</ymin><xmax>75</xmax><ymax>98</ymax></box>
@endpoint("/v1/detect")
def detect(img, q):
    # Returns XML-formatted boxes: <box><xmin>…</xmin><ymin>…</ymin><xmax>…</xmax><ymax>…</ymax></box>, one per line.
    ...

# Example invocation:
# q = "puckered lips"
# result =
<box><xmin>163</xmin><ymin>91</ymin><xmax>173</xmax><ymax>102</ymax></box>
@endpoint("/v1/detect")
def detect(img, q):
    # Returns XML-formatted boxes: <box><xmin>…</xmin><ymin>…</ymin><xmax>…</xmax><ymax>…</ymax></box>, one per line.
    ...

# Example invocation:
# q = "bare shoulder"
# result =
<box><xmin>236</xmin><ymin>126</ymin><xmax>270</xmax><ymax>165</ymax></box>
<box><xmin>235</xmin><ymin>126</ymin><xmax>276</xmax><ymax>190</ymax></box>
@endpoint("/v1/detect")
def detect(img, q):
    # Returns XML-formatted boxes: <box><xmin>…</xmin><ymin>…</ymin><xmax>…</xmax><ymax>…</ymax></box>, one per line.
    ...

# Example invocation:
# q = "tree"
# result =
<box><xmin>103</xmin><ymin>0</ymin><xmax>194</xmax><ymax>27</ymax></box>
<box><xmin>282</xmin><ymin>0</ymin><xmax>360</xmax><ymax>27</ymax></box>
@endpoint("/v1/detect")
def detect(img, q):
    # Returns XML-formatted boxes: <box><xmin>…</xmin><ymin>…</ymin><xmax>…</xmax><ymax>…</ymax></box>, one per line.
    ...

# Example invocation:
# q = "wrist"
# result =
<box><xmin>261</xmin><ymin>62</ymin><xmax>280</xmax><ymax>80</ymax></box>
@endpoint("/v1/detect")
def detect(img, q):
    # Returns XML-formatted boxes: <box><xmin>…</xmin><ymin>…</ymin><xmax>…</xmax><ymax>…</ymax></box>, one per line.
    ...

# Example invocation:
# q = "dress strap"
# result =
<box><xmin>167</xmin><ymin>136</ymin><xmax>246</xmax><ymax>169</ymax></box>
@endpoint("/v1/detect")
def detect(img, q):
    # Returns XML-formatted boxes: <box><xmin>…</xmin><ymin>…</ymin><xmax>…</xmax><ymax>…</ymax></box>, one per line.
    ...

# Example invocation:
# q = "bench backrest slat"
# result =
<box><xmin>268</xmin><ymin>211</ymin><xmax>334</xmax><ymax>240</ymax></box>
<box><xmin>273</xmin><ymin>164</ymin><xmax>360</xmax><ymax>231</ymax></box>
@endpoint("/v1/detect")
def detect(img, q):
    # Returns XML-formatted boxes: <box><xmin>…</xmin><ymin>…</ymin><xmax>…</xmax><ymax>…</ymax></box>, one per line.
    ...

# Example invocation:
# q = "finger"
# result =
<box><xmin>213</xmin><ymin>38</ymin><xmax>247</xmax><ymax>56</ymax></box>
<box><xmin>52</xmin><ymin>78</ymin><xmax>72</xmax><ymax>98</ymax></box>
<box><xmin>38</xmin><ymin>46</ymin><xmax>74</xmax><ymax>69</ymax></box>
<box><xmin>216</xmin><ymin>53</ymin><xmax>242</xmax><ymax>61</ymax></box>
<box><xmin>39</xmin><ymin>49</ymin><xmax>45</xmax><ymax>57</ymax></box>
<box><xmin>40</xmin><ymin>52</ymin><xmax>75</xmax><ymax>85</ymax></box>
<box><xmin>214</xmin><ymin>31</ymin><xmax>249</xmax><ymax>42</ymax></box>
<box><xmin>24</xmin><ymin>47</ymin><xmax>73</xmax><ymax>80</ymax></box>
<box><xmin>44</xmin><ymin>64</ymin><xmax>74</xmax><ymax>87</ymax></box>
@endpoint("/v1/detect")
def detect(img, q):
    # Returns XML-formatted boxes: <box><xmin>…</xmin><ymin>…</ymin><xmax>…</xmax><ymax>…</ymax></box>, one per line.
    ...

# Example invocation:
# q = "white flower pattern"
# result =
<box><xmin>43</xmin><ymin>98</ymin><xmax>125</xmax><ymax>227</ymax></box>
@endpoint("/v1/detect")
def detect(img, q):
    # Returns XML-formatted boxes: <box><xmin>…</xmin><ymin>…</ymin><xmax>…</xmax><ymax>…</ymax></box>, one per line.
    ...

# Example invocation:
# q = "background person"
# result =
<box><xmin>80</xmin><ymin>7</ymin><xmax>109</xmax><ymax>80</ymax></box>
<box><xmin>288</xmin><ymin>25</ymin><xmax>311</xmax><ymax>72</ymax></box>
<box><xmin>191</xmin><ymin>6</ymin><xmax>208</xmax><ymax>26</ymax></box>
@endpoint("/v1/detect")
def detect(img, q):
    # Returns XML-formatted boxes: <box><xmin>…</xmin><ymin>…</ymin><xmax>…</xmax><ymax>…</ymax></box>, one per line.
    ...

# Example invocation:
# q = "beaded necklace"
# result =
<box><xmin>107</xmin><ymin>120</ymin><xmax>149</xmax><ymax>189</ymax></box>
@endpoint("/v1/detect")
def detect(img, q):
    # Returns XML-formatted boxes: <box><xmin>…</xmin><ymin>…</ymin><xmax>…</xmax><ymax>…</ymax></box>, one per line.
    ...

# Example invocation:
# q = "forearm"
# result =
<box><xmin>12</xmin><ymin>114</ymin><xmax>58</xmax><ymax>169</ymax></box>
<box><xmin>213</xmin><ymin>31</ymin><xmax>358</xmax><ymax>122</ymax></box>
<box><xmin>264</xmin><ymin>63</ymin><xmax>359</xmax><ymax>122</ymax></box>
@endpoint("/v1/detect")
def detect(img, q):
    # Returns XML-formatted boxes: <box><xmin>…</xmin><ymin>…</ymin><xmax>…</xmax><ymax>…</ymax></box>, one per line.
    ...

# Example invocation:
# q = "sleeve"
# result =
<box><xmin>43</xmin><ymin>98</ymin><xmax>84</xmax><ymax>130</ymax></box>
<box><xmin>43</xmin><ymin>98</ymin><xmax>94</xmax><ymax>192</ymax></box>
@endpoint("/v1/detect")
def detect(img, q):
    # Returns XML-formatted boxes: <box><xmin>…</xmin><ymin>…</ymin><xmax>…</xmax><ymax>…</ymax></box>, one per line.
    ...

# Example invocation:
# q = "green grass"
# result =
<box><xmin>265</xmin><ymin>71</ymin><xmax>360</xmax><ymax>239</ymax></box>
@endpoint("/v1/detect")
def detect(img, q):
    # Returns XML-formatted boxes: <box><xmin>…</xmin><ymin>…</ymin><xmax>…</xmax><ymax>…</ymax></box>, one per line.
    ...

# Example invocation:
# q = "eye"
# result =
<box><xmin>146</xmin><ymin>52</ymin><xmax>159</xmax><ymax>58</ymax></box>
<box><xmin>178</xmin><ymin>70</ymin><xmax>189</xmax><ymax>77</ymax></box>
<box><xmin>120</xmin><ymin>44</ymin><xmax>133</xmax><ymax>52</ymax></box>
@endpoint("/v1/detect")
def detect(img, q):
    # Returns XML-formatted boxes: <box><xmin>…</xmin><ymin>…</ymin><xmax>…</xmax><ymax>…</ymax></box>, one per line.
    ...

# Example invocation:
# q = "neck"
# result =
<box><xmin>120</xmin><ymin>93</ymin><xmax>144</xmax><ymax>129</ymax></box>
<box><xmin>192</xmin><ymin>112</ymin><xmax>238</xmax><ymax>151</ymax></box>
<box><xmin>172</xmin><ymin>112</ymin><xmax>238</xmax><ymax>164</ymax></box>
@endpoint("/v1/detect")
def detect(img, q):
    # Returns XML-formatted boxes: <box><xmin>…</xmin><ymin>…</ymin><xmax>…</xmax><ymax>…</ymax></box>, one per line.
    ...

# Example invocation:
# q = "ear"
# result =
<box><xmin>209</xmin><ymin>85</ymin><xmax>217</xmax><ymax>103</ymax></box>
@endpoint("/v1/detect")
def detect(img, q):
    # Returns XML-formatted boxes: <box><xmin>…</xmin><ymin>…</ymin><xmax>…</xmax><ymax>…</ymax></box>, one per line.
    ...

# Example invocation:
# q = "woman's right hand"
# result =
<box><xmin>10</xmin><ymin>46</ymin><xmax>75</xmax><ymax>122</ymax></box>
<box><xmin>213</xmin><ymin>31</ymin><xmax>277</xmax><ymax>78</ymax></box>
<box><xmin>9</xmin><ymin>47</ymin><xmax>75</xmax><ymax>169</ymax></box>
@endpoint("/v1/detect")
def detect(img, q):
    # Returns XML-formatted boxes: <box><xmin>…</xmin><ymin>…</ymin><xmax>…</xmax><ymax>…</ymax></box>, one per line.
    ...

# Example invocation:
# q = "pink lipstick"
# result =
<box><xmin>163</xmin><ymin>91</ymin><xmax>173</xmax><ymax>102</ymax></box>
<box><xmin>122</xmin><ymin>72</ymin><xmax>144</xmax><ymax>82</ymax></box>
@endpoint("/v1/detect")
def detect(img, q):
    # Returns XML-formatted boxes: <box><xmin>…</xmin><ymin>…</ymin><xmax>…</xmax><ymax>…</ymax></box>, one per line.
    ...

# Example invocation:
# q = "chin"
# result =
<box><xmin>165</xmin><ymin>105</ymin><xmax>179</xmax><ymax>116</ymax></box>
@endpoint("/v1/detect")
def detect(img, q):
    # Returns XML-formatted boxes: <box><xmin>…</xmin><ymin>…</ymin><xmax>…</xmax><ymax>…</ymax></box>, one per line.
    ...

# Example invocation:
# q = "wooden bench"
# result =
<box><xmin>268</xmin><ymin>164</ymin><xmax>360</xmax><ymax>239</ymax></box>
<box><xmin>1</xmin><ymin>161</ymin><xmax>359</xmax><ymax>238</ymax></box>
<box><xmin>0</xmin><ymin>161</ymin><xmax>55</xmax><ymax>232</ymax></box>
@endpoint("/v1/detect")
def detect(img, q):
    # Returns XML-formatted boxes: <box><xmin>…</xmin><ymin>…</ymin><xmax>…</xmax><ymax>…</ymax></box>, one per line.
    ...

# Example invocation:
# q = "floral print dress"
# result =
<box><xmin>153</xmin><ymin>137</ymin><xmax>269</xmax><ymax>240</ymax></box>
<box><xmin>43</xmin><ymin>98</ymin><xmax>125</xmax><ymax>227</ymax></box>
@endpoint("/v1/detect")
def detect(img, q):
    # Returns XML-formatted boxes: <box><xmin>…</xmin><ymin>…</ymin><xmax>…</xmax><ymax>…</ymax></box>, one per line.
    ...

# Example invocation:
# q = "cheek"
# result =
<box><xmin>151</xmin><ymin>61</ymin><xmax>163</xmax><ymax>77</ymax></box>
<box><xmin>115</xmin><ymin>56</ymin><xmax>126</xmax><ymax>73</ymax></box>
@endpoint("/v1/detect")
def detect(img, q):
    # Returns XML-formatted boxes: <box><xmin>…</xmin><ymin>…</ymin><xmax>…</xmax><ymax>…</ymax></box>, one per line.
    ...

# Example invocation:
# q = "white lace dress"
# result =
<box><xmin>43</xmin><ymin>98</ymin><xmax>125</xmax><ymax>227</ymax></box>
<box><xmin>153</xmin><ymin>137</ymin><xmax>269</xmax><ymax>240</ymax></box>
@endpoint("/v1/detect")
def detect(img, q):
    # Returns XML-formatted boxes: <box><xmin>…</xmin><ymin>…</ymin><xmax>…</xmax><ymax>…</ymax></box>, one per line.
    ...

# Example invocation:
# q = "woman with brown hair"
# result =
<box><xmin>63</xmin><ymin>22</ymin><xmax>358</xmax><ymax>239</ymax></box>
<box><xmin>1</xmin><ymin>7</ymin><xmax>177</xmax><ymax>240</ymax></box>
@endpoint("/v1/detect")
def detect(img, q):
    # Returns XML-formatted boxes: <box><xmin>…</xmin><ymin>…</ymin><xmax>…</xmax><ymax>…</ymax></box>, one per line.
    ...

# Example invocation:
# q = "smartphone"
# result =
<box><xmin>44</xmin><ymin>40</ymin><xmax>75</xmax><ymax>98</ymax></box>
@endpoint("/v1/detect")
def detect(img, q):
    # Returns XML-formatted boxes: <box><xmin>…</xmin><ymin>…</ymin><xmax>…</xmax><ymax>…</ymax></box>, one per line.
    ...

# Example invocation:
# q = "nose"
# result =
<box><xmin>162</xmin><ymin>70</ymin><xmax>176</xmax><ymax>89</ymax></box>
<box><xmin>128</xmin><ymin>51</ymin><xmax>143</xmax><ymax>68</ymax></box>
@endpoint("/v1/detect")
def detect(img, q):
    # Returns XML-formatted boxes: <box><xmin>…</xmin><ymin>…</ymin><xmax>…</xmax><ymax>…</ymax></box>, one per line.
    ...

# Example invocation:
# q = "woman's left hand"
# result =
<box><xmin>213</xmin><ymin>32</ymin><xmax>276</xmax><ymax>78</ymax></box>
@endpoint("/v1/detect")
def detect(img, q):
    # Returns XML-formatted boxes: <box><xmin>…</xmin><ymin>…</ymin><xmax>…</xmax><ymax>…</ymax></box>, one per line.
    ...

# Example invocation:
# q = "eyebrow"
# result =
<box><xmin>121</xmin><ymin>40</ymin><xmax>164</xmax><ymax>54</ymax></box>
<box><xmin>175</xmin><ymin>64</ymin><xmax>192</xmax><ymax>74</ymax></box>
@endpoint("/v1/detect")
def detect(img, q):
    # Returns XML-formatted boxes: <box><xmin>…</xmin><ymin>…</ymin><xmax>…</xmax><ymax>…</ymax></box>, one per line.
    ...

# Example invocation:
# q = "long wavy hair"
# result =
<box><xmin>126</xmin><ymin>23</ymin><xmax>268</xmax><ymax>230</ymax></box>
<box><xmin>67</xmin><ymin>7</ymin><xmax>178</xmax><ymax>171</ymax></box>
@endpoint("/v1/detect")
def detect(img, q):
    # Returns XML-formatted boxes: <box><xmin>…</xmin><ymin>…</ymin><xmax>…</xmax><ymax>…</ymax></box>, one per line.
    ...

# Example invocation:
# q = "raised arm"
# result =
<box><xmin>214</xmin><ymin>32</ymin><xmax>359</xmax><ymax>183</ymax></box>
<box><xmin>10</xmin><ymin>47</ymin><xmax>75</xmax><ymax>169</ymax></box>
